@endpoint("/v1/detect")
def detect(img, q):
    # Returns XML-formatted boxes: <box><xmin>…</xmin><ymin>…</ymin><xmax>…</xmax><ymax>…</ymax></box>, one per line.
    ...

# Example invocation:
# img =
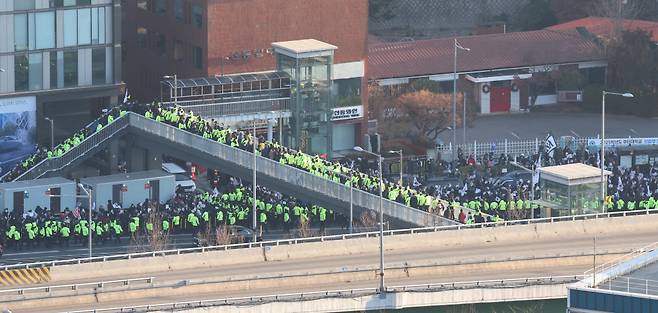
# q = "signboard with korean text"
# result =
<box><xmin>331</xmin><ymin>105</ymin><xmax>363</xmax><ymax>121</ymax></box>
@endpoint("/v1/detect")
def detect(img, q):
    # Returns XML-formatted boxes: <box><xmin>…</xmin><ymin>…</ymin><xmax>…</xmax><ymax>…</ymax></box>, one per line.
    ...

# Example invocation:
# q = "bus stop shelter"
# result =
<box><xmin>537</xmin><ymin>163</ymin><xmax>611</xmax><ymax>217</ymax></box>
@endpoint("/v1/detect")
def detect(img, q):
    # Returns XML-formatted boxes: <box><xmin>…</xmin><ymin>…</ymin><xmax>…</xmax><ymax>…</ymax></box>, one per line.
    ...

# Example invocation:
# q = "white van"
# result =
<box><xmin>162</xmin><ymin>163</ymin><xmax>196</xmax><ymax>192</ymax></box>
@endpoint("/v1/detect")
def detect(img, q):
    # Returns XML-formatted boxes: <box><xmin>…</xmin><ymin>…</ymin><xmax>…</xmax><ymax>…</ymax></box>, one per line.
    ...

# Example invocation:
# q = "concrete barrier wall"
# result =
<box><xmin>265</xmin><ymin>214</ymin><xmax>658</xmax><ymax>262</ymax></box>
<box><xmin>5</xmin><ymin>254</ymin><xmax>620</xmax><ymax>312</ymax></box>
<box><xmin>50</xmin><ymin>248</ymin><xmax>264</xmax><ymax>282</ymax></box>
<box><xmin>50</xmin><ymin>214</ymin><xmax>658</xmax><ymax>283</ymax></box>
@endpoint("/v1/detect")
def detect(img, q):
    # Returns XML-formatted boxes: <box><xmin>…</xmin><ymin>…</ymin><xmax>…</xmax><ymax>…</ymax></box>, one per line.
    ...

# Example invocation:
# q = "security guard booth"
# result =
<box><xmin>0</xmin><ymin>177</ymin><xmax>76</xmax><ymax>212</ymax></box>
<box><xmin>80</xmin><ymin>170</ymin><xmax>175</xmax><ymax>209</ymax></box>
<box><xmin>537</xmin><ymin>163</ymin><xmax>611</xmax><ymax>217</ymax></box>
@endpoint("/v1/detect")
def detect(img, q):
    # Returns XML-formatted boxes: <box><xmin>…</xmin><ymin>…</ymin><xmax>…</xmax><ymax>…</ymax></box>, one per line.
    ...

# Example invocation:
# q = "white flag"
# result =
<box><xmin>123</xmin><ymin>88</ymin><xmax>131</xmax><ymax>104</ymax></box>
<box><xmin>532</xmin><ymin>153</ymin><xmax>542</xmax><ymax>188</ymax></box>
<box><xmin>544</xmin><ymin>133</ymin><xmax>557</xmax><ymax>159</ymax></box>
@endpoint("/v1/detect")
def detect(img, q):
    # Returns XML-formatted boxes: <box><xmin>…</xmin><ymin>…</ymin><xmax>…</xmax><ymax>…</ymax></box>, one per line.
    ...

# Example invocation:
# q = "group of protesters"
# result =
<box><xmin>3</xmin><ymin>100</ymin><xmax>658</xmax><ymax>237</ymax></box>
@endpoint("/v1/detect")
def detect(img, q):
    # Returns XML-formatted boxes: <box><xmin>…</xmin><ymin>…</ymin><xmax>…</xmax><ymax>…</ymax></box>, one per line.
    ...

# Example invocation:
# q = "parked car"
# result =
<box><xmin>162</xmin><ymin>162</ymin><xmax>196</xmax><ymax>192</ymax></box>
<box><xmin>193</xmin><ymin>225</ymin><xmax>260</xmax><ymax>246</ymax></box>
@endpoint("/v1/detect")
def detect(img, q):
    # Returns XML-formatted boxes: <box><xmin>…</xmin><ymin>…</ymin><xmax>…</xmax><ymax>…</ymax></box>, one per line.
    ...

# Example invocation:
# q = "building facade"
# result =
<box><xmin>123</xmin><ymin>0</ymin><xmax>368</xmax><ymax>157</ymax></box>
<box><xmin>0</xmin><ymin>0</ymin><xmax>122</xmax><ymax>173</ymax></box>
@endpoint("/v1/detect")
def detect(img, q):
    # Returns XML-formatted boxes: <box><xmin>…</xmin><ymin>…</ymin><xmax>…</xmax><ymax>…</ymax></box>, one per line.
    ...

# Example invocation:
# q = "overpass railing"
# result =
<box><xmin>597</xmin><ymin>276</ymin><xmax>658</xmax><ymax>296</ymax></box>
<box><xmin>129</xmin><ymin>113</ymin><xmax>454</xmax><ymax>227</ymax></box>
<box><xmin>8</xmin><ymin>114</ymin><xmax>130</xmax><ymax>181</ymax></box>
<box><xmin>63</xmin><ymin>275</ymin><xmax>582</xmax><ymax>313</ymax></box>
<box><xmin>0</xmin><ymin>277</ymin><xmax>153</xmax><ymax>296</ymax></box>
<box><xmin>584</xmin><ymin>241</ymin><xmax>658</xmax><ymax>278</ymax></box>
<box><xmin>2</xmin><ymin>208</ymin><xmax>655</xmax><ymax>272</ymax></box>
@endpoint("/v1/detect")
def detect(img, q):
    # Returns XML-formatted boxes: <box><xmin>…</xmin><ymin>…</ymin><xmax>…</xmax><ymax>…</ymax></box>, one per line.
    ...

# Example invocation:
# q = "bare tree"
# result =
<box><xmin>129</xmin><ymin>204</ymin><xmax>171</xmax><ymax>252</ymax></box>
<box><xmin>296</xmin><ymin>216</ymin><xmax>313</xmax><ymax>238</ymax></box>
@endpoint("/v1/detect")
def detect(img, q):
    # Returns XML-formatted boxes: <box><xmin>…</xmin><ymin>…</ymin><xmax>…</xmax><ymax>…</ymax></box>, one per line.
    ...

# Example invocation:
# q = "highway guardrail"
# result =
<box><xmin>2</xmin><ymin>208</ymin><xmax>657</xmax><ymax>272</ymax></box>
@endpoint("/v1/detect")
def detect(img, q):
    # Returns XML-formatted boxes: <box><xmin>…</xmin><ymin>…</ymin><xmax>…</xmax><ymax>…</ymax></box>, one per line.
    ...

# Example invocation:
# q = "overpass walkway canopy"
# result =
<box><xmin>3</xmin><ymin>112</ymin><xmax>454</xmax><ymax>227</ymax></box>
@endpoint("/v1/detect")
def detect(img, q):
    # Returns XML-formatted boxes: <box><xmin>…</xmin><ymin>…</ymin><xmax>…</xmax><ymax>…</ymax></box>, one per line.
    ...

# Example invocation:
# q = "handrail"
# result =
<box><xmin>8</xmin><ymin>114</ymin><xmax>130</xmax><ymax>181</ymax></box>
<box><xmin>584</xmin><ymin>241</ymin><xmax>658</xmax><ymax>276</ymax></box>
<box><xmin>62</xmin><ymin>275</ymin><xmax>581</xmax><ymax>313</ymax></box>
<box><xmin>2</xmin><ymin>207</ymin><xmax>655</xmax><ymax>272</ymax></box>
<box><xmin>129</xmin><ymin>113</ymin><xmax>455</xmax><ymax>227</ymax></box>
<box><xmin>0</xmin><ymin>276</ymin><xmax>153</xmax><ymax>295</ymax></box>
<box><xmin>597</xmin><ymin>275</ymin><xmax>658</xmax><ymax>296</ymax></box>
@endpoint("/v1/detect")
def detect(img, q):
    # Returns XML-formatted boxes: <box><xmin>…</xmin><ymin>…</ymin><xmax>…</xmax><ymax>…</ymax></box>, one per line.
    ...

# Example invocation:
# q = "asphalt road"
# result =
<box><xmin>0</xmin><ymin>227</ymin><xmax>355</xmax><ymax>266</ymax></box>
<box><xmin>14</xmin><ymin>229</ymin><xmax>657</xmax><ymax>312</ymax></box>
<box><xmin>15</xmin><ymin>229</ymin><xmax>657</xmax><ymax>290</ymax></box>
<box><xmin>438</xmin><ymin>112</ymin><xmax>658</xmax><ymax>144</ymax></box>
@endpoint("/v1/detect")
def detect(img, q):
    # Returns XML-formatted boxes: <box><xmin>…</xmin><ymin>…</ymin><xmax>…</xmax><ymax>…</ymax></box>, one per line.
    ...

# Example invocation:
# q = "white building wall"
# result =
<box><xmin>480</xmin><ymin>83</ymin><xmax>491</xmax><ymax>114</ymax></box>
<box><xmin>511</xmin><ymin>88</ymin><xmax>520</xmax><ymax>112</ymax></box>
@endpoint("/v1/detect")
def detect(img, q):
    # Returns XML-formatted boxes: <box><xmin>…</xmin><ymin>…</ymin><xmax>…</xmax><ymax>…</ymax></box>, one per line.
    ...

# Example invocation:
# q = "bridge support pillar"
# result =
<box><xmin>108</xmin><ymin>140</ymin><xmax>120</xmax><ymax>174</ymax></box>
<box><xmin>267</xmin><ymin>119</ymin><xmax>276</xmax><ymax>142</ymax></box>
<box><xmin>127</xmin><ymin>146</ymin><xmax>147</xmax><ymax>172</ymax></box>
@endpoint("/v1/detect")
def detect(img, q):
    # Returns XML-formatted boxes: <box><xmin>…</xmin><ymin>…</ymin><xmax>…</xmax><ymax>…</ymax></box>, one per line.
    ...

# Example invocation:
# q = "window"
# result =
<box><xmin>14</xmin><ymin>14</ymin><xmax>27</xmax><ymax>51</ymax></box>
<box><xmin>136</xmin><ymin>27</ymin><xmax>148</xmax><ymax>48</ymax></box>
<box><xmin>63</xmin><ymin>50</ymin><xmax>77</xmax><ymax>87</ymax></box>
<box><xmin>14</xmin><ymin>55</ymin><xmax>29</xmax><ymax>91</ymax></box>
<box><xmin>173</xmin><ymin>40</ymin><xmax>183</xmax><ymax>61</ymax></box>
<box><xmin>155</xmin><ymin>33</ymin><xmax>166</xmax><ymax>55</ymax></box>
<box><xmin>50</xmin><ymin>52</ymin><xmax>59</xmax><ymax>89</ymax></box>
<box><xmin>174</xmin><ymin>0</ymin><xmax>184</xmax><ymax>22</ymax></box>
<box><xmin>137</xmin><ymin>0</ymin><xmax>148</xmax><ymax>10</ymax></box>
<box><xmin>14</xmin><ymin>0</ymin><xmax>35</xmax><ymax>10</ymax></box>
<box><xmin>192</xmin><ymin>5</ymin><xmax>203</xmax><ymax>28</ymax></box>
<box><xmin>63</xmin><ymin>10</ymin><xmax>77</xmax><ymax>47</ymax></box>
<box><xmin>155</xmin><ymin>0</ymin><xmax>166</xmax><ymax>15</ymax></box>
<box><xmin>192</xmin><ymin>46</ymin><xmax>202</xmax><ymax>69</ymax></box>
<box><xmin>35</xmin><ymin>12</ymin><xmax>55</xmax><ymax>49</ymax></box>
<box><xmin>28</xmin><ymin>53</ymin><xmax>42</xmax><ymax>90</ymax></box>
<box><xmin>92</xmin><ymin>48</ymin><xmax>106</xmax><ymax>85</ymax></box>
<box><xmin>49</xmin><ymin>0</ymin><xmax>81</xmax><ymax>7</ymax></box>
<box><xmin>78</xmin><ymin>8</ymin><xmax>91</xmax><ymax>45</ymax></box>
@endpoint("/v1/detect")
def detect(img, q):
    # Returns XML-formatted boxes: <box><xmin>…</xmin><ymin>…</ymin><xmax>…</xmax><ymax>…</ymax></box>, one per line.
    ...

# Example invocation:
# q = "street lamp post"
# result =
<box><xmin>49</xmin><ymin>183</ymin><xmax>93</xmax><ymax>259</ymax></box>
<box><xmin>252</xmin><ymin>120</ymin><xmax>258</xmax><ymax>243</ymax></box>
<box><xmin>452</xmin><ymin>39</ymin><xmax>470</xmax><ymax>162</ymax></box>
<box><xmin>44</xmin><ymin>117</ymin><xmax>54</xmax><ymax>150</ymax></box>
<box><xmin>163</xmin><ymin>75</ymin><xmax>178</xmax><ymax>107</ymax></box>
<box><xmin>337</xmin><ymin>172</ymin><xmax>354</xmax><ymax>233</ymax></box>
<box><xmin>388</xmin><ymin>150</ymin><xmax>403</xmax><ymax>186</ymax></box>
<box><xmin>600</xmin><ymin>91</ymin><xmax>634</xmax><ymax>210</ymax></box>
<box><xmin>354</xmin><ymin>146</ymin><xmax>385</xmax><ymax>293</ymax></box>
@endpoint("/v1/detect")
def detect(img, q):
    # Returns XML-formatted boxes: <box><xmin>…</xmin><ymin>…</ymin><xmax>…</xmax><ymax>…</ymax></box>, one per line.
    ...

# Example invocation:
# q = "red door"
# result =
<box><xmin>490</xmin><ymin>86</ymin><xmax>511</xmax><ymax>112</ymax></box>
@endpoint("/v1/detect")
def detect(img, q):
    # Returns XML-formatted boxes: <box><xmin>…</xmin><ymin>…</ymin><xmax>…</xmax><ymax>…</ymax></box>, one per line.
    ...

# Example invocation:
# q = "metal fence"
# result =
<box><xmin>4</xmin><ymin>207</ymin><xmax>656</xmax><ymax>272</ymax></box>
<box><xmin>584</xmin><ymin>241</ymin><xmax>658</xmax><ymax>278</ymax></box>
<box><xmin>63</xmin><ymin>275</ymin><xmax>580</xmax><ymax>313</ymax></box>
<box><xmin>170</xmin><ymin>97</ymin><xmax>290</xmax><ymax>118</ymax></box>
<box><xmin>0</xmin><ymin>277</ymin><xmax>153</xmax><ymax>297</ymax></box>
<box><xmin>597</xmin><ymin>276</ymin><xmax>658</xmax><ymax>296</ymax></box>
<box><xmin>437</xmin><ymin>136</ymin><xmax>658</xmax><ymax>161</ymax></box>
<box><xmin>130</xmin><ymin>113</ymin><xmax>455</xmax><ymax>227</ymax></box>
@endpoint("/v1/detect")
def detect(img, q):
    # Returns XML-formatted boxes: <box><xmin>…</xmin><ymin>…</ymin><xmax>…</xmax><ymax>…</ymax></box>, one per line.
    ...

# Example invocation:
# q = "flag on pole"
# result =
<box><xmin>123</xmin><ymin>88</ymin><xmax>131</xmax><ymax>104</ymax></box>
<box><xmin>544</xmin><ymin>133</ymin><xmax>557</xmax><ymax>159</ymax></box>
<box><xmin>532</xmin><ymin>153</ymin><xmax>542</xmax><ymax>188</ymax></box>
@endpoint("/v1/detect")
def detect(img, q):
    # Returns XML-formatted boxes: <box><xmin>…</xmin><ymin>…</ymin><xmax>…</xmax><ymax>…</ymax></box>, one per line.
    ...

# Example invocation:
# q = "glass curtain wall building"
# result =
<box><xmin>0</xmin><ymin>0</ymin><xmax>122</xmax><ymax>146</ymax></box>
<box><xmin>274</xmin><ymin>39</ymin><xmax>335</xmax><ymax>157</ymax></box>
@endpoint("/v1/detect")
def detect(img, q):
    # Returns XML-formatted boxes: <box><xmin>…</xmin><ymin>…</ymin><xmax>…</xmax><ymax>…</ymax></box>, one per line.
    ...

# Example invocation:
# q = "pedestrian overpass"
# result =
<box><xmin>7</xmin><ymin>112</ymin><xmax>454</xmax><ymax>227</ymax></box>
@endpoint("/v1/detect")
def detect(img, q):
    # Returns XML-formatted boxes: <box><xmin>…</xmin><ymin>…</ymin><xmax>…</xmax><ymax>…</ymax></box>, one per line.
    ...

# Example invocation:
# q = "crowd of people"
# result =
<box><xmin>1</xmin><ymin>176</ymin><xmax>349</xmax><ymax>250</ymax></box>
<box><xmin>3</xmin><ymin>100</ymin><xmax>658</xmax><ymax>236</ymax></box>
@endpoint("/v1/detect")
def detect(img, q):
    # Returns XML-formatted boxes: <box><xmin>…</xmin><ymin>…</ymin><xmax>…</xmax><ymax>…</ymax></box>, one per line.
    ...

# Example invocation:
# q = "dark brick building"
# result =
<box><xmin>122</xmin><ymin>0</ymin><xmax>369</xmax><ymax>155</ymax></box>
